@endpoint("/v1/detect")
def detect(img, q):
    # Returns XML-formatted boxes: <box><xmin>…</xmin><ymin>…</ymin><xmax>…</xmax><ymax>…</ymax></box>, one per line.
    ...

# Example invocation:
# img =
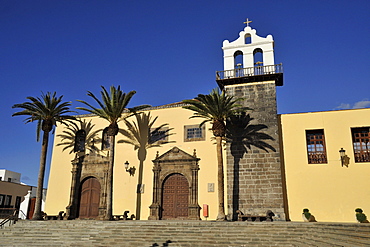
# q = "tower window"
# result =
<box><xmin>184</xmin><ymin>125</ymin><xmax>205</xmax><ymax>142</ymax></box>
<box><xmin>234</xmin><ymin>50</ymin><xmax>243</xmax><ymax>69</ymax></box>
<box><xmin>245</xmin><ymin>33</ymin><xmax>251</xmax><ymax>44</ymax></box>
<box><xmin>351</xmin><ymin>127</ymin><xmax>370</xmax><ymax>162</ymax></box>
<box><xmin>306</xmin><ymin>129</ymin><xmax>327</xmax><ymax>164</ymax></box>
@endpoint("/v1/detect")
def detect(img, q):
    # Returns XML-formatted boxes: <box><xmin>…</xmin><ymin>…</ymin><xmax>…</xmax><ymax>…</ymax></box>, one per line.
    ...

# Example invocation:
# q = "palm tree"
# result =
<box><xmin>118</xmin><ymin>112</ymin><xmax>173</xmax><ymax>220</ymax></box>
<box><xmin>76</xmin><ymin>85</ymin><xmax>149</xmax><ymax>220</ymax></box>
<box><xmin>56</xmin><ymin>119</ymin><xmax>101</xmax><ymax>219</ymax></box>
<box><xmin>182</xmin><ymin>88</ymin><xmax>245</xmax><ymax>220</ymax></box>
<box><xmin>12</xmin><ymin>92</ymin><xmax>75</xmax><ymax>220</ymax></box>
<box><xmin>56</xmin><ymin>119</ymin><xmax>101</xmax><ymax>156</ymax></box>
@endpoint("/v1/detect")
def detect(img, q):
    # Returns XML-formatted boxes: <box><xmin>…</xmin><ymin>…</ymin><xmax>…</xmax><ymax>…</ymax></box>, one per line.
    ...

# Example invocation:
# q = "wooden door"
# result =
<box><xmin>79</xmin><ymin>177</ymin><xmax>100</xmax><ymax>218</ymax></box>
<box><xmin>162</xmin><ymin>174</ymin><xmax>189</xmax><ymax>219</ymax></box>
<box><xmin>27</xmin><ymin>198</ymin><xmax>36</xmax><ymax>219</ymax></box>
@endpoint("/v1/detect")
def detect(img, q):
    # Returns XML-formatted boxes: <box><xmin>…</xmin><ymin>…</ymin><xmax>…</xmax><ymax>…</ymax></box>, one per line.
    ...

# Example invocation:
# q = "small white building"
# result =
<box><xmin>0</xmin><ymin>169</ymin><xmax>46</xmax><ymax>219</ymax></box>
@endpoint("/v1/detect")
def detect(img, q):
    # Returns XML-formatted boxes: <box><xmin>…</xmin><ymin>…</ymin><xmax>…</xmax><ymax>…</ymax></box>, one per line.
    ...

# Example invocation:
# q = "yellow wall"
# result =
<box><xmin>280</xmin><ymin>108</ymin><xmax>370</xmax><ymax>222</ymax></box>
<box><xmin>45</xmin><ymin>105</ymin><xmax>227</xmax><ymax>220</ymax></box>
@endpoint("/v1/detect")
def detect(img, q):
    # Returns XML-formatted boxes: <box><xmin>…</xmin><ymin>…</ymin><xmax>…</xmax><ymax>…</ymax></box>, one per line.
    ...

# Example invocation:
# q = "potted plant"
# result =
<box><xmin>355</xmin><ymin>208</ymin><xmax>369</xmax><ymax>223</ymax></box>
<box><xmin>302</xmin><ymin>208</ymin><xmax>316</xmax><ymax>222</ymax></box>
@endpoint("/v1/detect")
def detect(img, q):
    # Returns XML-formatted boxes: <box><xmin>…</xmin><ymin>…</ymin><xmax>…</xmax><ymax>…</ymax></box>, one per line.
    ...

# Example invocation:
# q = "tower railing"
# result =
<box><xmin>216</xmin><ymin>63</ymin><xmax>283</xmax><ymax>80</ymax></box>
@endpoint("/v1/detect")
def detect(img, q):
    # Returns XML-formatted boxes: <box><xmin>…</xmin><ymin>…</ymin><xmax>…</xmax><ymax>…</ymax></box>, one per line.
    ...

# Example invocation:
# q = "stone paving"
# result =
<box><xmin>1</xmin><ymin>220</ymin><xmax>370</xmax><ymax>246</ymax></box>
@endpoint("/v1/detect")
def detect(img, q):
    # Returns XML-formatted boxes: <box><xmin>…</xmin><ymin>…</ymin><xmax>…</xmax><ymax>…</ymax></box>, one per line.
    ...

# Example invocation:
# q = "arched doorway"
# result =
<box><xmin>78</xmin><ymin>177</ymin><xmax>100</xmax><ymax>218</ymax></box>
<box><xmin>161</xmin><ymin>173</ymin><xmax>189</xmax><ymax>220</ymax></box>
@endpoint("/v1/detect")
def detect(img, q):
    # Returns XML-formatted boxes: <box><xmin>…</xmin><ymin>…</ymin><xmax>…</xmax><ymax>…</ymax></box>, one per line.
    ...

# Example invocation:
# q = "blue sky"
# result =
<box><xmin>1</xmin><ymin>0</ymin><xmax>369</xmax><ymax>186</ymax></box>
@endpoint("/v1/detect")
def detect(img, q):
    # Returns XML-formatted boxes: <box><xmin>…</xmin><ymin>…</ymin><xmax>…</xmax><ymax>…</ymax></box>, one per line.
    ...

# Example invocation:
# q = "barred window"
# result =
<box><xmin>184</xmin><ymin>125</ymin><xmax>205</xmax><ymax>142</ymax></box>
<box><xmin>306</xmin><ymin>129</ymin><xmax>327</xmax><ymax>164</ymax></box>
<box><xmin>352</xmin><ymin>127</ymin><xmax>370</xmax><ymax>163</ymax></box>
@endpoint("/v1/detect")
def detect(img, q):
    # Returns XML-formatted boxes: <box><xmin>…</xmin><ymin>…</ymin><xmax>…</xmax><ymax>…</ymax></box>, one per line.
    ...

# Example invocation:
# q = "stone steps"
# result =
<box><xmin>1</xmin><ymin>220</ymin><xmax>370</xmax><ymax>246</ymax></box>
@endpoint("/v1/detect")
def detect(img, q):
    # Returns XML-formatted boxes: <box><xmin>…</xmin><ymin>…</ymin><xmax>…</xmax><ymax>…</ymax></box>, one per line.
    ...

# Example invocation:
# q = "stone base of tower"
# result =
<box><xmin>224</xmin><ymin>81</ymin><xmax>287</xmax><ymax>221</ymax></box>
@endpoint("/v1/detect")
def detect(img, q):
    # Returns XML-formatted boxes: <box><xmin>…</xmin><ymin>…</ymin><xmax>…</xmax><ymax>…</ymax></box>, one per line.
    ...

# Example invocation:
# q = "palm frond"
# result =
<box><xmin>77</xmin><ymin>86</ymin><xmax>150</xmax><ymax>130</ymax></box>
<box><xmin>12</xmin><ymin>92</ymin><xmax>75</xmax><ymax>141</ymax></box>
<box><xmin>182</xmin><ymin>88</ymin><xmax>247</xmax><ymax>137</ymax></box>
<box><xmin>56</xmin><ymin>119</ymin><xmax>101</xmax><ymax>154</ymax></box>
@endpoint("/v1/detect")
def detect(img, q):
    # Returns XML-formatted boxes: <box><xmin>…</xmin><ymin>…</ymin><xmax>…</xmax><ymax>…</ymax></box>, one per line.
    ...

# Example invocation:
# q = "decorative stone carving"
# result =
<box><xmin>65</xmin><ymin>152</ymin><xmax>109</xmax><ymax>220</ymax></box>
<box><xmin>149</xmin><ymin>147</ymin><xmax>201</xmax><ymax>220</ymax></box>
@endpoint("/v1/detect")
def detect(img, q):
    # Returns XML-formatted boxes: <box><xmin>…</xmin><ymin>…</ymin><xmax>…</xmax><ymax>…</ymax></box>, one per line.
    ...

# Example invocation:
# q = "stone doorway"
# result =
<box><xmin>78</xmin><ymin>177</ymin><xmax>101</xmax><ymax>218</ymax></box>
<box><xmin>162</xmin><ymin>173</ymin><xmax>189</xmax><ymax>219</ymax></box>
<box><xmin>149</xmin><ymin>147</ymin><xmax>201</xmax><ymax>220</ymax></box>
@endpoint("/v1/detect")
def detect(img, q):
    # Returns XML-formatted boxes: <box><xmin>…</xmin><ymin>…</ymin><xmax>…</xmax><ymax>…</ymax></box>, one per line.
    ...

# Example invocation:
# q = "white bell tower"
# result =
<box><xmin>217</xmin><ymin>20</ymin><xmax>287</xmax><ymax>221</ymax></box>
<box><xmin>216</xmin><ymin>19</ymin><xmax>283</xmax><ymax>87</ymax></box>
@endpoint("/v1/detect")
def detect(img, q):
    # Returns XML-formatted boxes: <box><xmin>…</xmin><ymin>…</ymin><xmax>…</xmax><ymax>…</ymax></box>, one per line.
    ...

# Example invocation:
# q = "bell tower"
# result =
<box><xmin>217</xmin><ymin>20</ymin><xmax>287</xmax><ymax>221</ymax></box>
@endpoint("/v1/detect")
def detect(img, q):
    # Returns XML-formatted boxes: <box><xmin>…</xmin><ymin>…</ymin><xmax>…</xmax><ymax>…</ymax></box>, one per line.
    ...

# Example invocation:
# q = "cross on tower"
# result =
<box><xmin>244</xmin><ymin>18</ymin><xmax>252</xmax><ymax>27</ymax></box>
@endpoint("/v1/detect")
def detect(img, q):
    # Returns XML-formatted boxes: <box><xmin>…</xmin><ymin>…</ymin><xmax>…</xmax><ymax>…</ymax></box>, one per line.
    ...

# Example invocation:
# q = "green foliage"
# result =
<box><xmin>12</xmin><ymin>92</ymin><xmax>75</xmax><ymax>141</ymax></box>
<box><xmin>355</xmin><ymin>208</ymin><xmax>363</xmax><ymax>213</ymax></box>
<box><xmin>182</xmin><ymin>88</ymin><xmax>247</xmax><ymax>136</ymax></box>
<box><xmin>303</xmin><ymin>208</ymin><xmax>311</xmax><ymax>220</ymax></box>
<box><xmin>355</xmin><ymin>208</ymin><xmax>368</xmax><ymax>223</ymax></box>
<box><xmin>56</xmin><ymin>119</ymin><xmax>101</xmax><ymax>154</ymax></box>
<box><xmin>77</xmin><ymin>85</ymin><xmax>150</xmax><ymax>132</ymax></box>
<box><xmin>356</xmin><ymin>213</ymin><xmax>367</xmax><ymax>223</ymax></box>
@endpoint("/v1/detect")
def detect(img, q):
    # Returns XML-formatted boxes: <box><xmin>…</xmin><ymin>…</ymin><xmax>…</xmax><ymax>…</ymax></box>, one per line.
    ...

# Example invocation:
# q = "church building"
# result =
<box><xmin>44</xmin><ymin>22</ymin><xmax>370</xmax><ymax>223</ymax></box>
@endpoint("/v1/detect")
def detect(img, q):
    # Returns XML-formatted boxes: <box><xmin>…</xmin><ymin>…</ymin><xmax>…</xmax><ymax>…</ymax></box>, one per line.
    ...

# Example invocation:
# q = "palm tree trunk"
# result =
<box><xmin>32</xmin><ymin>130</ymin><xmax>49</xmax><ymax>220</ymax></box>
<box><xmin>216</xmin><ymin>135</ymin><xmax>226</xmax><ymax>221</ymax></box>
<box><xmin>105</xmin><ymin>135</ymin><xmax>115</xmax><ymax>220</ymax></box>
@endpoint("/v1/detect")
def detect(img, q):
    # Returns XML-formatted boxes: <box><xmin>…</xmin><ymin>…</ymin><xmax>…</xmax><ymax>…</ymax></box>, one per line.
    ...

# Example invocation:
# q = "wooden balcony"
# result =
<box><xmin>216</xmin><ymin>63</ymin><xmax>283</xmax><ymax>88</ymax></box>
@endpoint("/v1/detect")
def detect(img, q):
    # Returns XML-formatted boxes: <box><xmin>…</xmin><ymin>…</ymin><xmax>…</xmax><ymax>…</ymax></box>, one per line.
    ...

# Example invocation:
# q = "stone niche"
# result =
<box><xmin>149</xmin><ymin>147</ymin><xmax>201</xmax><ymax>220</ymax></box>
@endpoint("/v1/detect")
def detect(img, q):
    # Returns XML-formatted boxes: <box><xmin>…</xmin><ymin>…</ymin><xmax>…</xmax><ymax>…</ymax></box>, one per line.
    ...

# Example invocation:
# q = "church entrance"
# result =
<box><xmin>78</xmin><ymin>177</ymin><xmax>100</xmax><ymax>218</ymax></box>
<box><xmin>161</xmin><ymin>173</ymin><xmax>189</xmax><ymax>219</ymax></box>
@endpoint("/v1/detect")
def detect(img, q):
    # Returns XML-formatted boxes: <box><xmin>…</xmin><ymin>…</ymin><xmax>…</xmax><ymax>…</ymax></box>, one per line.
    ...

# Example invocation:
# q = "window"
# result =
<box><xmin>149</xmin><ymin>127</ymin><xmax>169</xmax><ymax>144</ymax></box>
<box><xmin>5</xmin><ymin>195</ymin><xmax>12</xmax><ymax>207</ymax></box>
<box><xmin>0</xmin><ymin>194</ymin><xmax>4</xmax><ymax>208</ymax></box>
<box><xmin>351</xmin><ymin>127</ymin><xmax>370</xmax><ymax>162</ymax></box>
<box><xmin>74</xmin><ymin>129</ymin><xmax>86</xmax><ymax>153</ymax></box>
<box><xmin>15</xmin><ymin>196</ymin><xmax>21</xmax><ymax>209</ymax></box>
<box><xmin>306</xmin><ymin>129</ymin><xmax>327</xmax><ymax>164</ymax></box>
<box><xmin>8</xmin><ymin>178</ymin><xmax>11</xmax><ymax>182</ymax></box>
<box><xmin>184</xmin><ymin>125</ymin><xmax>205</xmax><ymax>142</ymax></box>
<box><xmin>0</xmin><ymin>177</ymin><xmax>2</xmax><ymax>181</ymax></box>
<box><xmin>245</xmin><ymin>33</ymin><xmax>251</xmax><ymax>44</ymax></box>
<box><xmin>101</xmin><ymin>128</ymin><xmax>111</xmax><ymax>150</ymax></box>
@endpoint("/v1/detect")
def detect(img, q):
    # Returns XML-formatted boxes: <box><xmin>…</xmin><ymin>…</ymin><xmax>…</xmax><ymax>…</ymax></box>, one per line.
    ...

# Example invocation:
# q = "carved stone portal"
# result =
<box><xmin>149</xmin><ymin>147</ymin><xmax>201</xmax><ymax>220</ymax></box>
<box><xmin>65</xmin><ymin>153</ymin><xmax>109</xmax><ymax>220</ymax></box>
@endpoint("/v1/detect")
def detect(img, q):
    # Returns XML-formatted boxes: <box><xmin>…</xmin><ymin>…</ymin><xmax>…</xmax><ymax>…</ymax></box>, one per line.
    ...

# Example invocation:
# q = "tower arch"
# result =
<box><xmin>222</xmin><ymin>26</ymin><xmax>275</xmax><ymax>71</ymax></box>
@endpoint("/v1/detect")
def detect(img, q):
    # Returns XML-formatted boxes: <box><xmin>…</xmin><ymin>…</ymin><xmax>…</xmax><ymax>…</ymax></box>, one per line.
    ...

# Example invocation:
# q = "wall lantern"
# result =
<box><xmin>124</xmin><ymin>161</ymin><xmax>136</xmax><ymax>176</ymax></box>
<box><xmin>339</xmin><ymin>148</ymin><xmax>346</xmax><ymax>167</ymax></box>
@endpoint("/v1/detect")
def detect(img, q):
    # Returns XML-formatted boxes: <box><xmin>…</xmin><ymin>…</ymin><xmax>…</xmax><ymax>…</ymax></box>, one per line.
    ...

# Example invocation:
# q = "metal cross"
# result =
<box><xmin>244</xmin><ymin>18</ymin><xmax>252</xmax><ymax>27</ymax></box>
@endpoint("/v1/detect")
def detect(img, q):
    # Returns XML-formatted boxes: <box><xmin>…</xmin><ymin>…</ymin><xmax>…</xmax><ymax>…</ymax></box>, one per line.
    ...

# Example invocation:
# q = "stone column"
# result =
<box><xmin>149</xmin><ymin>163</ymin><xmax>161</xmax><ymax>220</ymax></box>
<box><xmin>188</xmin><ymin>162</ymin><xmax>201</xmax><ymax>220</ymax></box>
<box><xmin>65</xmin><ymin>155</ymin><xmax>83</xmax><ymax>220</ymax></box>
